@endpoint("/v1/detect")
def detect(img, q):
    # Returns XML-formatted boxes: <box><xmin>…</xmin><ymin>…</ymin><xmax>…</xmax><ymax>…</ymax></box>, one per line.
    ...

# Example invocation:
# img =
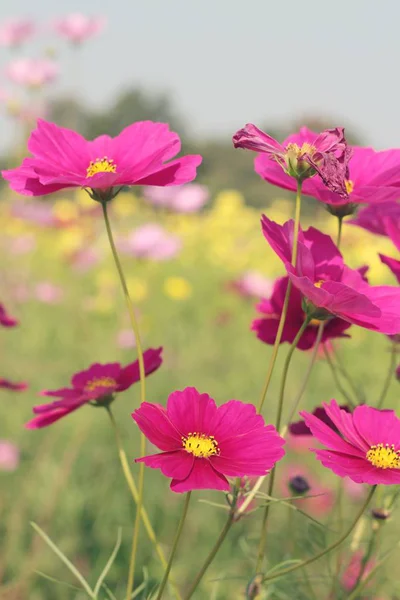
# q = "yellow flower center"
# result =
<box><xmin>182</xmin><ymin>432</ymin><xmax>219</xmax><ymax>458</ymax></box>
<box><xmin>345</xmin><ymin>179</ymin><xmax>354</xmax><ymax>194</ymax></box>
<box><xmin>86</xmin><ymin>157</ymin><xmax>117</xmax><ymax>178</ymax></box>
<box><xmin>314</xmin><ymin>279</ymin><xmax>324</xmax><ymax>288</ymax></box>
<box><xmin>286</xmin><ymin>142</ymin><xmax>317</xmax><ymax>157</ymax></box>
<box><xmin>366</xmin><ymin>444</ymin><xmax>400</xmax><ymax>469</ymax></box>
<box><xmin>309</xmin><ymin>318</ymin><xmax>323</xmax><ymax>326</ymax></box>
<box><xmin>85</xmin><ymin>376</ymin><xmax>116</xmax><ymax>392</ymax></box>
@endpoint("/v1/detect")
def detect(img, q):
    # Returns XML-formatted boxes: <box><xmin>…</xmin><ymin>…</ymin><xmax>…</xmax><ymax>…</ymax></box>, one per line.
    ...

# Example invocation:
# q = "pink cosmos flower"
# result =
<box><xmin>118</xmin><ymin>224</ymin><xmax>181</xmax><ymax>261</ymax></box>
<box><xmin>300</xmin><ymin>399</ymin><xmax>400</xmax><ymax>484</ymax></box>
<box><xmin>0</xmin><ymin>378</ymin><xmax>28</xmax><ymax>391</ymax></box>
<box><xmin>6</xmin><ymin>59</ymin><xmax>58</xmax><ymax>88</ymax></box>
<box><xmin>53</xmin><ymin>14</ymin><xmax>106</xmax><ymax>44</ymax></box>
<box><xmin>242</xmin><ymin>125</ymin><xmax>400</xmax><ymax>209</ymax></box>
<box><xmin>0</xmin><ymin>441</ymin><xmax>19</xmax><ymax>471</ymax></box>
<box><xmin>132</xmin><ymin>387</ymin><xmax>285</xmax><ymax>493</ymax></box>
<box><xmin>143</xmin><ymin>183</ymin><xmax>209</xmax><ymax>213</ymax></box>
<box><xmin>0</xmin><ymin>19</ymin><xmax>34</xmax><ymax>47</ymax></box>
<box><xmin>341</xmin><ymin>551</ymin><xmax>375</xmax><ymax>592</ymax></box>
<box><xmin>349</xmin><ymin>201</ymin><xmax>400</xmax><ymax>235</ymax></box>
<box><xmin>253</xmin><ymin>275</ymin><xmax>351</xmax><ymax>351</ymax></box>
<box><xmin>228</xmin><ymin>271</ymin><xmax>273</xmax><ymax>300</ymax></box>
<box><xmin>279</xmin><ymin>464</ymin><xmax>335</xmax><ymax>517</ymax></box>
<box><xmin>233</xmin><ymin>124</ymin><xmax>351</xmax><ymax>197</ymax></box>
<box><xmin>2</xmin><ymin>119</ymin><xmax>202</xmax><ymax>201</ymax></box>
<box><xmin>261</xmin><ymin>215</ymin><xmax>400</xmax><ymax>334</ymax></box>
<box><xmin>26</xmin><ymin>348</ymin><xmax>162</xmax><ymax>429</ymax></box>
<box><xmin>0</xmin><ymin>303</ymin><xmax>18</xmax><ymax>327</ymax></box>
<box><xmin>34</xmin><ymin>282</ymin><xmax>64</xmax><ymax>304</ymax></box>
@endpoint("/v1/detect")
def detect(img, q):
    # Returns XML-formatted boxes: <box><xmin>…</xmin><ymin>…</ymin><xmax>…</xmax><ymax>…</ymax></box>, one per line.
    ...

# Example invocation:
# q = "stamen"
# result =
<box><xmin>366</xmin><ymin>443</ymin><xmax>400</xmax><ymax>469</ymax></box>
<box><xmin>86</xmin><ymin>156</ymin><xmax>117</xmax><ymax>178</ymax></box>
<box><xmin>182</xmin><ymin>432</ymin><xmax>219</xmax><ymax>458</ymax></box>
<box><xmin>345</xmin><ymin>179</ymin><xmax>354</xmax><ymax>194</ymax></box>
<box><xmin>85</xmin><ymin>376</ymin><xmax>116</xmax><ymax>392</ymax></box>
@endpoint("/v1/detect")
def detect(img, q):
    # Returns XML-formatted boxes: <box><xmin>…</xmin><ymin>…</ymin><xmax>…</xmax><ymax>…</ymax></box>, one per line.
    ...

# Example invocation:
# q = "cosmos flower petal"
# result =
<box><xmin>170</xmin><ymin>459</ymin><xmax>229</xmax><ymax>493</ymax></box>
<box><xmin>132</xmin><ymin>403</ymin><xmax>182</xmax><ymax>450</ymax></box>
<box><xmin>137</xmin><ymin>450</ymin><xmax>194</xmax><ymax>481</ymax></box>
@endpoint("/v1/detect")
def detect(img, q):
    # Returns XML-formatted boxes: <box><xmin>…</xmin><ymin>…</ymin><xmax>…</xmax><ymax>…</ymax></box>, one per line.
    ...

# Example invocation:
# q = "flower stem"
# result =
<box><xmin>100</xmin><ymin>200</ymin><xmax>146</xmax><ymax>599</ymax></box>
<box><xmin>349</xmin><ymin>525</ymin><xmax>378</xmax><ymax>597</ymax></box>
<box><xmin>336</xmin><ymin>216</ymin><xmax>343</xmax><ymax>247</ymax></box>
<box><xmin>156</xmin><ymin>492</ymin><xmax>192</xmax><ymax>600</ymax></box>
<box><xmin>106</xmin><ymin>407</ymin><xmax>182</xmax><ymax>600</ymax></box>
<box><xmin>257</xmin><ymin>180</ymin><xmax>302</xmax><ymax>414</ymax></box>
<box><xmin>324</xmin><ymin>345</ymin><xmax>356</xmax><ymax>408</ymax></box>
<box><xmin>331</xmin><ymin>344</ymin><xmax>365</xmax><ymax>405</ymax></box>
<box><xmin>377</xmin><ymin>340</ymin><xmax>397</xmax><ymax>408</ymax></box>
<box><xmin>261</xmin><ymin>485</ymin><xmax>376</xmax><ymax>585</ymax></box>
<box><xmin>184</xmin><ymin>512</ymin><xmax>235</xmax><ymax>600</ymax></box>
<box><xmin>256</xmin><ymin>316</ymin><xmax>311</xmax><ymax>571</ymax></box>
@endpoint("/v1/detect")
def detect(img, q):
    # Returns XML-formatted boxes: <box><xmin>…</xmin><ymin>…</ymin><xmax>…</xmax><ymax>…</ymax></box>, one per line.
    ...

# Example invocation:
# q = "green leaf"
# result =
<box><xmin>93</xmin><ymin>528</ymin><xmax>122</xmax><ymax>597</ymax></box>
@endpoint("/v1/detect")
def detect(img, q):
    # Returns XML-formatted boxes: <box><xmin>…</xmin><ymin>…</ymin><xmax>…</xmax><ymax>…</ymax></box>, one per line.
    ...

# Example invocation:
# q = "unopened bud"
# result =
<box><xmin>371</xmin><ymin>508</ymin><xmax>390</xmax><ymax>521</ymax></box>
<box><xmin>289</xmin><ymin>475</ymin><xmax>310</xmax><ymax>495</ymax></box>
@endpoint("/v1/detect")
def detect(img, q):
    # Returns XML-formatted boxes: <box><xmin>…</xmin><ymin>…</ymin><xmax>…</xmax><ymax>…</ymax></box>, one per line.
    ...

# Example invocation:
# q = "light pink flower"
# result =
<box><xmin>117</xmin><ymin>329</ymin><xmax>136</xmax><ymax>349</ymax></box>
<box><xmin>119</xmin><ymin>224</ymin><xmax>181</xmax><ymax>261</ymax></box>
<box><xmin>0</xmin><ymin>441</ymin><xmax>19</xmax><ymax>471</ymax></box>
<box><xmin>34</xmin><ymin>282</ymin><xmax>64</xmax><ymax>304</ymax></box>
<box><xmin>6</xmin><ymin>58</ymin><xmax>58</xmax><ymax>88</ymax></box>
<box><xmin>143</xmin><ymin>183</ymin><xmax>209</xmax><ymax>213</ymax></box>
<box><xmin>228</xmin><ymin>271</ymin><xmax>273</xmax><ymax>299</ymax></box>
<box><xmin>341</xmin><ymin>551</ymin><xmax>375</xmax><ymax>591</ymax></box>
<box><xmin>0</xmin><ymin>19</ymin><xmax>34</xmax><ymax>47</ymax></box>
<box><xmin>53</xmin><ymin>13</ymin><xmax>106</xmax><ymax>44</ymax></box>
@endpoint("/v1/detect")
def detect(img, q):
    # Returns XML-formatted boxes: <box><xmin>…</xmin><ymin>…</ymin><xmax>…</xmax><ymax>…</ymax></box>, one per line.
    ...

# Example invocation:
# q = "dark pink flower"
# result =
<box><xmin>2</xmin><ymin>119</ymin><xmax>202</xmax><ymax>201</ymax></box>
<box><xmin>349</xmin><ymin>201</ymin><xmax>400</xmax><ymax>235</ymax></box>
<box><xmin>341</xmin><ymin>551</ymin><xmax>375</xmax><ymax>591</ymax></box>
<box><xmin>0</xmin><ymin>303</ymin><xmax>18</xmax><ymax>327</ymax></box>
<box><xmin>300</xmin><ymin>400</ymin><xmax>400</xmax><ymax>484</ymax></box>
<box><xmin>0</xmin><ymin>378</ymin><xmax>28</xmax><ymax>391</ymax></box>
<box><xmin>0</xmin><ymin>19</ymin><xmax>34</xmax><ymax>47</ymax></box>
<box><xmin>233</xmin><ymin>124</ymin><xmax>351</xmax><ymax>197</ymax></box>
<box><xmin>132</xmin><ymin>387</ymin><xmax>285</xmax><ymax>493</ymax></box>
<box><xmin>249</xmin><ymin>126</ymin><xmax>400</xmax><ymax>208</ymax></box>
<box><xmin>6</xmin><ymin>59</ymin><xmax>58</xmax><ymax>88</ymax></box>
<box><xmin>53</xmin><ymin>14</ymin><xmax>106</xmax><ymax>44</ymax></box>
<box><xmin>289</xmin><ymin>404</ymin><xmax>351</xmax><ymax>436</ymax></box>
<box><xmin>261</xmin><ymin>215</ymin><xmax>400</xmax><ymax>334</ymax></box>
<box><xmin>253</xmin><ymin>276</ymin><xmax>351</xmax><ymax>351</ymax></box>
<box><xmin>26</xmin><ymin>348</ymin><xmax>162</xmax><ymax>429</ymax></box>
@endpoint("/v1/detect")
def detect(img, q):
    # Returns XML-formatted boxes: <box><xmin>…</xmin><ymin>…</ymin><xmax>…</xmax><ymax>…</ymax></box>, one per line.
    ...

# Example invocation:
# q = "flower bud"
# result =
<box><xmin>289</xmin><ymin>474</ymin><xmax>311</xmax><ymax>495</ymax></box>
<box><xmin>371</xmin><ymin>508</ymin><xmax>390</xmax><ymax>521</ymax></box>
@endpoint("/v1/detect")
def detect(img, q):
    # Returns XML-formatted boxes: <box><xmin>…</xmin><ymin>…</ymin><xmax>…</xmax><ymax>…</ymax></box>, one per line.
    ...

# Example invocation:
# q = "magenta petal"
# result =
<box><xmin>136</xmin><ymin>450</ymin><xmax>194</xmax><ymax>481</ymax></box>
<box><xmin>167</xmin><ymin>387</ymin><xmax>218</xmax><ymax>435</ymax></box>
<box><xmin>25</xmin><ymin>403</ymin><xmax>82</xmax><ymax>428</ymax></box>
<box><xmin>134</xmin><ymin>155</ymin><xmax>202</xmax><ymax>187</ymax></box>
<box><xmin>379</xmin><ymin>253</ymin><xmax>400</xmax><ymax>284</ymax></box>
<box><xmin>170</xmin><ymin>459</ymin><xmax>229</xmax><ymax>493</ymax></box>
<box><xmin>132</xmin><ymin>402</ymin><xmax>182</xmax><ymax>451</ymax></box>
<box><xmin>233</xmin><ymin>124</ymin><xmax>284</xmax><ymax>155</ymax></box>
<box><xmin>117</xmin><ymin>347</ymin><xmax>163</xmax><ymax>391</ymax></box>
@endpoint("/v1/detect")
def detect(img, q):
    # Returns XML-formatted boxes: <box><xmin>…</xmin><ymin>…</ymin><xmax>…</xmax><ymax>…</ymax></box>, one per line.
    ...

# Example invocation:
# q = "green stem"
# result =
<box><xmin>324</xmin><ymin>346</ymin><xmax>356</xmax><ymax>408</ymax></box>
<box><xmin>106</xmin><ymin>407</ymin><xmax>182</xmax><ymax>600</ymax></box>
<box><xmin>337</xmin><ymin>216</ymin><xmax>343</xmax><ymax>247</ymax></box>
<box><xmin>256</xmin><ymin>316</ymin><xmax>311</xmax><ymax>572</ymax></box>
<box><xmin>184</xmin><ymin>512</ymin><xmax>234</xmax><ymax>600</ymax></box>
<box><xmin>261</xmin><ymin>486</ymin><xmax>376</xmax><ymax>585</ymax></box>
<box><xmin>157</xmin><ymin>493</ymin><xmax>192</xmax><ymax>600</ymax></box>
<box><xmin>100</xmin><ymin>200</ymin><xmax>146</xmax><ymax>599</ymax></box>
<box><xmin>331</xmin><ymin>345</ymin><xmax>365</xmax><ymax>405</ymax></box>
<box><xmin>257</xmin><ymin>180</ymin><xmax>302</xmax><ymax>414</ymax></box>
<box><xmin>377</xmin><ymin>340</ymin><xmax>397</xmax><ymax>408</ymax></box>
<box><xmin>349</xmin><ymin>526</ymin><xmax>378</xmax><ymax>597</ymax></box>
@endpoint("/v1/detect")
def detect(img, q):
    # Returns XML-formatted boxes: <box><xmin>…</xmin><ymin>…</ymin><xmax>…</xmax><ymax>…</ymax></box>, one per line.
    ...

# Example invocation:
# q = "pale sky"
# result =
<box><xmin>1</xmin><ymin>0</ymin><xmax>400</xmax><ymax>149</ymax></box>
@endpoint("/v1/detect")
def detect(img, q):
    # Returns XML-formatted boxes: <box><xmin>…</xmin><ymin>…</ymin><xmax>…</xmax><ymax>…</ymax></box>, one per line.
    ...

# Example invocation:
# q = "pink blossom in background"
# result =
<box><xmin>2</xmin><ymin>119</ymin><xmax>202</xmax><ymax>198</ymax></box>
<box><xmin>379</xmin><ymin>218</ymin><xmax>400</xmax><ymax>283</ymax></box>
<box><xmin>9</xmin><ymin>234</ymin><xmax>36</xmax><ymax>256</ymax></box>
<box><xmin>341</xmin><ymin>551</ymin><xmax>375</xmax><ymax>591</ymax></box>
<box><xmin>228</xmin><ymin>271</ymin><xmax>273</xmax><ymax>299</ymax></box>
<box><xmin>301</xmin><ymin>400</ymin><xmax>400</xmax><ymax>484</ymax></box>
<box><xmin>343</xmin><ymin>476</ymin><xmax>368</xmax><ymax>501</ymax></box>
<box><xmin>349</xmin><ymin>201</ymin><xmax>400</xmax><ymax>235</ymax></box>
<box><xmin>233</xmin><ymin>124</ymin><xmax>351</xmax><ymax>197</ymax></box>
<box><xmin>0</xmin><ymin>303</ymin><xmax>18</xmax><ymax>327</ymax></box>
<box><xmin>286</xmin><ymin>433</ymin><xmax>313</xmax><ymax>454</ymax></box>
<box><xmin>69</xmin><ymin>247</ymin><xmax>101</xmax><ymax>272</ymax></box>
<box><xmin>261</xmin><ymin>215</ymin><xmax>400</xmax><ymax>334</ymax></box>
<box><xmin>11</xmin><ymin>200</ymin><xmax>72</xmax><ymax>228</ymax></box>
<box><xmin>53</xmin><ymin>13</ymin><xmax>106</xmax><ymax>44</ymax></box>
<box><xmin>34</xmin><ymin>282</ymin><xmax>64</xmax><ymax>304</ymax></box>
<box><xmin>0</xmin><ymin>18</ymin><xmax>34</xmax><ymax>47</ymax></box>
<box><xmin>0</xmin><ymin>378</ymin><xmax>27</xmax><ymax>391</ymax></box>
<box><xmin>6</xmin><ymin>58</ymin><xmax>58</xmax><ymax>88</ymax></box>
<box><xmin>119</xmin><ymin>224</ymin><xmax>182</xmax><ymax>261</ymax></box>
<box><xmin>143</xmin><ymin>183</ymin><xmax>209</xmax><ymax>213</ymax></box>
<box><xmin>279</xmin><ymin>463</ymin><xmax>335</xmax><ymax>516</ymax></box>
<box><xmin>0</xmin><ymin>441</ymin><xmax>19</xmax><ymax>471</ymax></box>
<box><xmin>253</xmin><ymin>275</ymin><xmax>351</xmax><ymax>351</ymax></box>
<box><xmin>133</xmin><ymin>387</ymin><xmax>285</xmax><ymax>493</ymax></box>
<box><xmin>26</xmin><ymin>348</ymin><xmax>162</xmax><ymax>429</ymax></box>
<box><xmin>117</xmin><ymin>329</ymin><xmax>136</xmax><ymax>349</ymax></box>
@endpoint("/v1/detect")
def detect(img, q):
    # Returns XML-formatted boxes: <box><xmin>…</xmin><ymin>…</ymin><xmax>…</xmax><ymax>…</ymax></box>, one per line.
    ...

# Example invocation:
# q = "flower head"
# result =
<box><xmin>300</xmin><ymin>399</ymin><xmax>400</xmax><ymax>484</ymax></box>
<box><xmin>0</xmin><ymin>19</ymin><xmax>34</xmax><ymax>47</ymax></box>
<box><xmin>253</xmin><ymin>276</ymin><xmax>351</xmax><ymax>350</ymax></box>
<box><xmin>118</xmin><ymin>224</ymin><xmax>181</xmax><ymax>261</ymax></box>
<box><xmin>53</xmin><ymin>13</ymin><xmax>106</xmax><ymax>44</ymax></box>
<box><xmin>261</xmin><ymin>215</ymin><xmax>400</xmax><ymax>334</ymax></box>
<box><xmin>233</xmin><ymin>124</ymin><xmax>351</xmax><ymax>196</ymax></box>
<box><xmin>132</xmin><ymin>387</ymin><xmax>285</xmax><ymax>493</ymax></box>
<box><xmin>26</xmin><ymin>348</ymin><xmax>162</xmax><ymax>429</ymax></box>
<box><xmin>2</xmin><ymin>119</ymin><xmax>202</xmax><ymax>202</ymax></box>
<box><xmin>6</xmin><ymin>59</ymin><xmax>58</xmax><ymax>88</ymax></box>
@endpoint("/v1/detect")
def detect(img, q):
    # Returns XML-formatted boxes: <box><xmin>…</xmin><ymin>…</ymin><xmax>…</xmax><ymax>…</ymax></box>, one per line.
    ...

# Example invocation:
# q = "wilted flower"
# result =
<box><xmin>0</xmin><ymin>441</ymin><xmax>19</xmax><ymax>471</ymax></box>
<box><xmin>6</xmin><ymin>58</ymin><xmax>58</xmax><ymax>88</ymax></box>
<box><xmin>0</xmin><ymin>18</ymin><xmax>34</xmax><ymax>47</ymax></box>
<box><xmin>261</xmin><ymin>215</ymin><xmax>400</xmax><ymax>334</ymax></box>
<box><xmin>233</xmin><ymin>124</ymin><xmax>351</xmax><ymax>196</ymax></box>
<box><xmin>132</xmin><ymin>387</ymin><xmax>285</xmax><ymax>492</ymax></box>
<box><xmin>2</xmin><ymin>119</ymin><xmax>202</xmax><ymax>202</ymax></box>
<box><xmin>118</xmin><ymin>224</ymin><xmax>181</xmax><ymax>261</ymax></box>
<box><xmin>26</xmin><ymin>348</ymin><xmax>162</xmax><ymax>428</ymax></box>
<box><xmin>143</xmin><ymin>183</ymin><xmax>209</xmax><ymax>213</ymax></box>
<box><xmin>53</xmin><ymin>13</ymin><xmax>106</xmax><ymax>44</ymax></box>
<box><xmin>301</xmin><ymin>400</ymin><xmax>400</xmax><ymax>484</ymax></box>
<box><xmin>253</xmin><ymin>275</ymin><xmax>351</xmax><ymax>350</ymax></box>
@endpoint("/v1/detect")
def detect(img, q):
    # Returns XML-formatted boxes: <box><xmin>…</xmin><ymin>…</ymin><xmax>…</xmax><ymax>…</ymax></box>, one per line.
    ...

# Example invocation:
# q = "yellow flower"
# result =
<box><xmin>164</xmin><ymin>276</ymin><xmax>192</xmax><ymax>300</ymax></box>
<box><xmin>126</xmin><ymin>277</ymin><xmax>148</xmax><ymax>302</ymax></box>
